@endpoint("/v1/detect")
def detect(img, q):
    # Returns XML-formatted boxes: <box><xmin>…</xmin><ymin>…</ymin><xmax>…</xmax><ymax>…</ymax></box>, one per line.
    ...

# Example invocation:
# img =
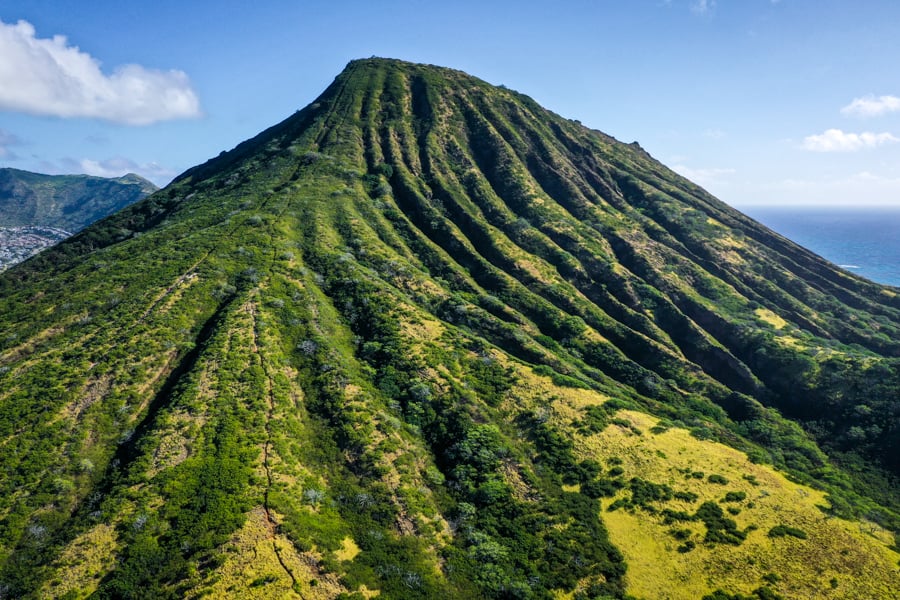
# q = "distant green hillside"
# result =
<box><xmin>0</xmin><ymin>59</ymin><xmax>898</xmax><ymax>599</ymax></box>
<box><xmin>0</xmin><ymin>168</ymin><xmax>157</xmax><ymax>232</ymax></box>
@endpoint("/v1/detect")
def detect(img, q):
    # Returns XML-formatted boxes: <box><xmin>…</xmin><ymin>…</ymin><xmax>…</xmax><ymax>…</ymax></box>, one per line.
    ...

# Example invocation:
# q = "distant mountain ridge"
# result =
<box><xmin>0</xmin><ymin>168</ymin><xmax>157</xmax><ymax>230</ymax></box>
<box><xmin>0</xmin><ymin>58</ymin><xmax>898</xmax><ymax>599</ymax></box>
<box><xmin>0</xmin><ymin>168</ymin><xmax>157</xmax><ymax>269</ymax></box>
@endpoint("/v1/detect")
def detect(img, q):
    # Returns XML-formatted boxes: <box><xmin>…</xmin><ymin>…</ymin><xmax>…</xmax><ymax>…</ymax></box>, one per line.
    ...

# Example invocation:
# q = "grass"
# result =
<box><xmin>754</xmin><ymin>308</ymin><xmax>788</xmax><ymax>330</ymax></box>
<box><xmin>571</xmin><ymin>409</ymin><xmax>900</xmax><ymax>599</ymax></box>
<box><xmin>3</xmin><ymin>57</ymin><xmax>900</xmax><ymax>599</ymax></box>
<box><xmin>335</xmin><ymin>536</ymin><xmax>361</xmax><ymax>562</ymax></box>
<box><xmin>39</xmin><ymin>524</ymin><xmax>118</xmax><ymax>599</ymax></box>
<box><xmin>196</xmin><ymin>507</ymin><xmax>351</xmax><ymax>599</ymax></box>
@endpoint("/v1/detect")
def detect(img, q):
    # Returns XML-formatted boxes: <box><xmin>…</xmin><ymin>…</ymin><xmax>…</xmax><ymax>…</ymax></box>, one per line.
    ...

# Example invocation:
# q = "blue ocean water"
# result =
<box><xmin>741</xmin><ymin>207</ymin><xmax>900</xmax><ymax>288</ymax></box>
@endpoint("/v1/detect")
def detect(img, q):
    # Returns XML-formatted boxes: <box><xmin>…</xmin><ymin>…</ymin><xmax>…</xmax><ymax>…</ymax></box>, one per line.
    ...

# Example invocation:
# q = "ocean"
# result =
<box><xmin>741</xmin><ymin>207</ymin><xmax>900</xmax><ymax>288</ymax></box>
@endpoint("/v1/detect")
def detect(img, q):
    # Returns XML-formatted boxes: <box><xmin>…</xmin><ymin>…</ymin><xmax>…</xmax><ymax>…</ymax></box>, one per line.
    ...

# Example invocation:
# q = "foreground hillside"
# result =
<box><xmin>0</xmin><ymin>58</ymin><xmax>898</xmax><ymax>599</ymax></box>
<box><xmin>0</xmin><ymin>168</ymin><xmax>157</xmax><ymax>270</ymax></box>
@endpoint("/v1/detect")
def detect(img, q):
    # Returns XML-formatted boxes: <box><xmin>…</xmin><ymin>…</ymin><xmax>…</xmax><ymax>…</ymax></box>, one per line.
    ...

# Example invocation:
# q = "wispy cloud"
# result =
<box><xmin>58</xmin><ymin>156</ymin><xmax>176</xmax><ymax>186</ymax></box>
<box><xmin>671</xmin><ymin>164</ymin><xmax>735</xmax><ymax>186</ymax></box>
<box><xmin>840</xmin><ymin>95</ymin><xmax>900</xmax><ymax>118</ymax></box>
<box><xmin>761</xmin><ymin>171</ymin><xmax>900</xmax><ymax>205</ymax></box>
<box><xmin>0</xmin><ymin>19</ymin><xmax>201</xmax><ymax>125</ymax></box>
<box><xmin>691</xmin><ymin>0</ymin><xmax>717</xmax><ymax>15</ymax></box>
<box><xmin>0</xmin><ymin>128</ymin><xmax>23</xmax><ymax>159</ymax></box>
<box><xmin>801</xmin><ymin>129</ymin><xmax>899</xmax><ymax>152</ymax></box>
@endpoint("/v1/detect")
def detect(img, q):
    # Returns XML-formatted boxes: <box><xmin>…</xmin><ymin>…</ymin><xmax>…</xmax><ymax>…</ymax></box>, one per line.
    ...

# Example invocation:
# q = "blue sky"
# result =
<box><xmin>2</xmin><ymin>0</ymin><xmax>900</xmax><ymax>207</ymax></box>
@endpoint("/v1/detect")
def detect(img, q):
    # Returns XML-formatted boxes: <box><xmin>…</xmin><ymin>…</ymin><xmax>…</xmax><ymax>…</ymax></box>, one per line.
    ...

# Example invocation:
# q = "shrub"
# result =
<box><xmin>662</xmin><ymin>509</ymin><xmax>694</xmax><ymax>524</ymax></box>
<box><xmin>628</xmin><ymin>477</ymin><xmax>673</xmax><ymax>507</ymax></box>
<box><xmin>374</xmin><ymin>163</ymin><xmax>394</xmax><ymax>178</ymax></box>
<box><xmin>696</xmin><ymin>501</ymin><xmax>747</xmax><ymax>545</ymax></box>
<box><xmin>581</xmin><ymin>478</ymin><xmax>619</xmax><ymax>499</ymax></box>
<box><xmin>768</xmin><ymin>524</ymin><xmax>807</xmax><ymax>539</ymax></box>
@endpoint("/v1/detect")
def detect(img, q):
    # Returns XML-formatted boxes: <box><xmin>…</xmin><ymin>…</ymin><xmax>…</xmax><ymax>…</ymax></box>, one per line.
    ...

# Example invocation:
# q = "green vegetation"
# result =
<box><xmin>703</xmin><ymin>588</ymin><xmax>784</xmax><ymax>600</ymax></box>
<box><xmin>0</xmin><ymin>169</ymin><xmax>156</xmax><ymax>270</ymax></box>
<box><xmin>0</xmin><ymin>168</ymin><xmax>156</xmax><ymax>231</ymax></box>
<box><xmin>0</xmin><ymin>58</ymin><xmax>898</xmax><ymax>599</ymax></box>
<box><xmin>767</xmin><ymin>525</ymin><xmax>808</xmax><ymax>540</ymax></box>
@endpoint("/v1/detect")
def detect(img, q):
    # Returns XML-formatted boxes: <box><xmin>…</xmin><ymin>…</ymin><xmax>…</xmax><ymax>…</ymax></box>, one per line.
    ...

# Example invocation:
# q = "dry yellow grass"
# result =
<box><xmin>193</xmin><ymin>507</ymin><xmax>353</xmax><ymax>599</ymax></box>
<box><xmin>41</xmin><ymin>524</ymin><xmax>118</xmax><ymax>599</ymax></box>
<box><xmin>572</xmin><ymin>410</ymin><xmax>900</xmax><ymax>599</ymax></box>
<box><xmin>399</xmin><ymin>311</ymin><xmax>445</xmax><ymax>345</ymax></box>
<box><xmin>335</xmin><ymin>536</ymin><xmax>360</xmax><ymax>562</ymax></box>
<box><xmin>514</xmin><ymin>257</ymin><xmax>556</xmax><ymax>285</ymax></box>
<box><xmin>509</xmin><ymin>364</ymin><xmax>609</xmax><ymax>411</ymax></box>
<box><xmin>715</xmin><ymin>249</ymin><xmax>747</xmax><ymax>266</ymax></box>
<box><xmin>755</xmin><ymin>307</ymin><xmax>788</xmax><ymax>330</ymax></box>
<box><xmin>774</xmin><ymin>335</ymin><xmax>805</xmax><ymax>349</ymax></box>
<box><xmin>717</xmin><ymin>235</ymin><xmax>747</xmax><ymax>250</ymax></box>
<box><xmin>143</xmin><ymin>409</ymin><xmax>204</xmax><ymax>479</ymax></box>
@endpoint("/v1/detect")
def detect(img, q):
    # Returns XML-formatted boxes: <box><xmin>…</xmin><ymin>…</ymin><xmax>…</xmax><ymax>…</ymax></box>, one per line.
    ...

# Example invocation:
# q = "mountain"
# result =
<box><xmin>0</xmin><ymin>168</ymin><xmax>157</xmax><ymax>270</ymax></box>
<box><xmin>1</xmin><ymin>58</ymin><xmax>898</xmax><ymax>599</ymax></box>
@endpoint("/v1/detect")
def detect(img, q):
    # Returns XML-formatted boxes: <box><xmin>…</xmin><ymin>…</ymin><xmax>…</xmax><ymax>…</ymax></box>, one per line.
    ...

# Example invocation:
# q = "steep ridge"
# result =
<box><xmin>0</xmin><ymin>58</ymin><xmax>898</xmax><ymax>599</ymax></box>
<box><xmin>0</xmin><ymin>168</ymin><xmax>157</xmax><ymax>231</ymax></box>
<box><xmin>0</xmin><ymin>168</ymin><xmax>157</xmax><ymax>270</ymax></box>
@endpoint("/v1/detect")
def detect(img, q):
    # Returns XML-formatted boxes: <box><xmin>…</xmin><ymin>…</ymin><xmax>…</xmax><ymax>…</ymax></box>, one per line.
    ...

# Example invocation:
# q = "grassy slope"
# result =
<box><xmin>1</xmin><ymin>59</ymin><xmax>899</xmax><ymax>599</ymax></box>
<box><xmin>577</xmin><ymin>410</ymin><xmax>899</xmax><ymax>599</ymax></box>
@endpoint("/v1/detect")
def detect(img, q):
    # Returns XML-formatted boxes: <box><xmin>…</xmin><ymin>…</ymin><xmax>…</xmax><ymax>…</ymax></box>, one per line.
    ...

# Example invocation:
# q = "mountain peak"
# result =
<box><xmin>1</xmin><ymin>60</ymin><xmax>899</xmax><ymax>599</ymax></box>
<box><xmin>0</xmin><ymin>167</ymin><xmax>157</xmax><ymax>230</ymax></box>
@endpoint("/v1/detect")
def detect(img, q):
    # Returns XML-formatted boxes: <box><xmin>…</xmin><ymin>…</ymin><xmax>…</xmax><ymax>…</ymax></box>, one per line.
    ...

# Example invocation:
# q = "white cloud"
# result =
<box><xmin>801</xmin><ymin>129</ymin><xmax>899</xmax><ymax>152</ymax></box>
<box><xmin>0</xmin><ymin>19</ymin><xmax>201</xmax><ymax>125</ymax></box>
<box><xmin>64</xmin><ymin>156</ymin><xmax>176</xmax><ymax>186</ymax></box>
<box><xmin>840</xmin><ymin>95</ymin><xmax>900</xmax><ymax>118</ymax></box>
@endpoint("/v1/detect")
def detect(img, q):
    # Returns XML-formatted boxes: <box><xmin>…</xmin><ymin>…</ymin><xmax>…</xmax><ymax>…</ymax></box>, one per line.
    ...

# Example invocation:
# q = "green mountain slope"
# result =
<box><xmin>0</xmin><ymin>169</ymin><xmax>157</xmax><ymax>269</ymax></box>
<box><xmin>0</xmin><ymin>58</ymin><xmax>898</xmax><ymax>599</ymax></box>
<box><xmin>0</xmin><ymin>168</ymin><xmax>157</xmax><ymax>231</ymax></box>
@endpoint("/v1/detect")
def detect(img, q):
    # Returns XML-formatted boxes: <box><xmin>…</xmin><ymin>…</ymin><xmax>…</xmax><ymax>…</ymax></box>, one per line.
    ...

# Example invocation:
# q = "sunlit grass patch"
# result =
<box><xmin>572</xmin><ymin>410</ymin><xmax>900</xmax><ymax>599</ymax></box>
<box><xmin>41</xmin><ymin>524</ymin><xmax>118</xmax><ymax>599</ymax></box>
<box><xmin>199</xmin><ymin>507</ymin><xmax>350</xmax><ymax>599</ymax></box>
<box><xmin>335</xmin><ymin>536</ymin><xmax>361</xmax><ymax>562</ymax></box>
<box><xmin>755</xmin><ymin>307</ymin><xmax>788</xmax><ymax>330</ymax></box>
